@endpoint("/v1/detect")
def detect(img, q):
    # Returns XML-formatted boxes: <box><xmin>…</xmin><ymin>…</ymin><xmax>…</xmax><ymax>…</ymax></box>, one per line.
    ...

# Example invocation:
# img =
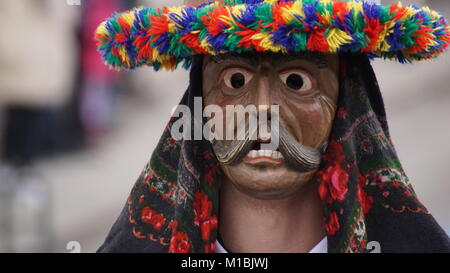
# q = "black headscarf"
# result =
<box><xmin>98</xmin><ymin>54</ymin><xmax>450</xmax><ymax>253</ymax></box>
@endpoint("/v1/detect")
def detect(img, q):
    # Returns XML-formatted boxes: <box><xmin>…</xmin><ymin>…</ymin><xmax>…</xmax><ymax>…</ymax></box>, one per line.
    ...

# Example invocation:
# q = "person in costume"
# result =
<box><xmin>94</xmin><ymin>0</ymin><xmax>450</xmax><ymax>253</ymax></box>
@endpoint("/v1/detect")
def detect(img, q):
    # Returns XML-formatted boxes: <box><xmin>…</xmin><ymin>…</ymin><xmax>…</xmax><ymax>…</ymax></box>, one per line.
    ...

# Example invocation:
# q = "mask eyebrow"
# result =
<box><xmin>271</xmin><ymin>53</ymin><xmax>329</xmax><ymax>69</ymax></box>
<box><xmin>209</xmin><ymin>53</ymin><xmax>259</xmax><ymax>67</ymax></box>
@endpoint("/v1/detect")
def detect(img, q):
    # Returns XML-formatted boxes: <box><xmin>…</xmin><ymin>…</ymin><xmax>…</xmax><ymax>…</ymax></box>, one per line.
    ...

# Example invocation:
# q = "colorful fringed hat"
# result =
<box><xmin>95</xmin><ymin>0</ymin><xmax>450</xmax><ymax>71</ymax></box>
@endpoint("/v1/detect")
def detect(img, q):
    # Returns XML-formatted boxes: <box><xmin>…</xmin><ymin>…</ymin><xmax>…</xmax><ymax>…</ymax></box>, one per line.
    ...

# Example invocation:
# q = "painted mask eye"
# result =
<box><xmin>222</xmin><ymin>68</ymin><xmax>253</xmax><ymax>90</ymax></box>
<box><xmin>279</xmin><ymin>70</ymin><xmax>315</xmax><ymax>93</ymax></box>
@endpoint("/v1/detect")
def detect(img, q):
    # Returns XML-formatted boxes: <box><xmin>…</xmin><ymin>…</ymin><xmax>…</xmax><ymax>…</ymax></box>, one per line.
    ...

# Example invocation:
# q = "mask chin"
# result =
<box><xmin>219</xmin><ymin>158</ymin><xmax>318</xmax><ymax>200</ymax></box>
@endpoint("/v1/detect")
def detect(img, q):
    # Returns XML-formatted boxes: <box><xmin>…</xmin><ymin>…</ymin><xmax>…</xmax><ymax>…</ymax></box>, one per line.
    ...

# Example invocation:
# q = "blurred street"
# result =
<box><xmin>0</xmin><ymin>0</ymin><xmax>449</xmax><ymax>252</ymax></box>
<box><xmin>34</xmin><ymin>68</ymin><xmax>189</xmax><ymax>252</ymax></box>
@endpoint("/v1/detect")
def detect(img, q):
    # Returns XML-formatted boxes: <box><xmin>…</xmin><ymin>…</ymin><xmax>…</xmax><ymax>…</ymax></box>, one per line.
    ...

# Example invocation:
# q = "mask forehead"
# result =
<box><xmin>211</xmin><ymin>52</ymin><xmax>330</xmax><ymax>67</ymax></box>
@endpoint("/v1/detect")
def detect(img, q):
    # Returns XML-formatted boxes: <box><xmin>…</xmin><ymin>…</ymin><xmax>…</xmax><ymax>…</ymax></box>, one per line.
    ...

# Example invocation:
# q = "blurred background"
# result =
<box><xmin>0</xmin><ymin>0</ymin><xmax>448</xmax><ymax>253</ymax></box>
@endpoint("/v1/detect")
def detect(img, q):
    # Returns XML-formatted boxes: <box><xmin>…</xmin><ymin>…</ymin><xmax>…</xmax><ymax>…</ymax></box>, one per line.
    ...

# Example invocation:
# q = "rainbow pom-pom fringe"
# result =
<box><xmin>95</xmin><ymin>0</ymin><xmax>450</xmax><ymax>71</ymax></box>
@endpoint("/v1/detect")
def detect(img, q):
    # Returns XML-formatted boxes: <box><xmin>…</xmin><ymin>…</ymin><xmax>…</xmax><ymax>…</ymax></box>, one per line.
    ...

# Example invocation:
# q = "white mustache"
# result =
<box><xmin>211</xmin><ymin>122</ymin><xmax>325</xmax><ymax>172</ymax></box>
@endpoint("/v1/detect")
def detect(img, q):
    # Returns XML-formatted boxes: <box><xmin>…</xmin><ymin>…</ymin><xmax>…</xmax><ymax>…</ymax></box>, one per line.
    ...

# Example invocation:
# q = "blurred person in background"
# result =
<box><xmin>124</xmin><ymin>0</ymin><xmax>186</xmax><ymax>102</ymax></box>
<box><xmin>78</xmin><ymin>0</ymin><xmax>138</xmax><ymax>145</ymax></box>
<box><xmin>0</xmin><ymin>0</ymin><xmax>78</xmax><ymax>252</ymax></box>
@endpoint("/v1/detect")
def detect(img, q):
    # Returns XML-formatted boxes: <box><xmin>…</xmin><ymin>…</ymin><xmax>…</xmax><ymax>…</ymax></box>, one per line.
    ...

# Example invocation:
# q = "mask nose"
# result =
<box><xmin>253</xmin><ymin>76</ymin><xmax>279</xmax><ymax>146</ymax></box>
<box><xmin>255</xmin><ymin>75</ymin><xmax>271</xmax><ymax>109</ymax></box>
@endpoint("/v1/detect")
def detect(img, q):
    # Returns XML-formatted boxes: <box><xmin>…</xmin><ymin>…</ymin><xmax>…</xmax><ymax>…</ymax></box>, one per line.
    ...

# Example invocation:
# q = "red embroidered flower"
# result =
<box><xmin>404</xmin><ymin>188</ymin><xmax>413</xmax><ymax>197</ymax></box>
<box><xmin>363</xmin><ymin>194</ymin><xmax>374</xmax><ymax>214</ymax></box>
<box><xmin>323</xmin><ymin>141</ymin><xmax>346</xmax><ymax>163</ymax></box>
<box><xmin>194</xmin><ymin>191</ymin><xmax>213</xmax><ymax>225</ymax></box>
<box><xmin>200</xmin><ymin>215</ymin><xmax>218</xmax><ymax>241</ymax></box>
<box><xmin>168</xmin><ymin>137</ymin><xmax>177</xmax><ymax>146</ymax></box>
<box><xmin>361</xmin><ymin>239</ymin><xmax>367</xmax><ymax>249</ymax></box>
<box><xmin>318</xmin><ymin>179</ymin><xmax>329</xmax><ymax>203</ymax></box>
<box><xmin>204</xmin><ymin>241</ymin><xmax>217</xmax><ymax>253</ymax></box>
<box><xmin>168</xmin><ymin>219</ymin><xmax>179</xmax><ymax>232</ymax></box>
<box><xmin>358</xmin><ymin>173</ymin><xmax>368</xmax><ymax>187</ymax></box>
<box><xmin>357</xmin><ymin>186</ymin><xmax>374</xmax><ymax>214</ymax></box>
<box><xmin>168</xmin><ymin>231</ymin><xmax>191</xmax><ymax>253</ymax></box>
<box><xmin>325</xmin><ymin>211</ymin><xmax>340</xmax><ymax>235</ymax></box>
<box><xmin>193</xmin><ymin>190</ymin><xmax>218</xmax><ymax>241</ymax></box>
<box><xmin>141</xmin><ymin>206</ymin><xmax>166</xmax><ymax>230</ymax></box>
<box><xmin>337</xmin><ymin>107</ymin><xmax>347</xmax><ymax>119</ymax></box>
<box><xmin>204</xmin><ymin>166</ymin><xmax>217</xmax><ymax>187</ymax></box>
<box><xmin>179</xmin><ymin>189</ymin><xmax>186</xmax><ymax>197</ymax></box>
<box><xmin>142</xmin><ymin>172</ymin><xmax>155</xmax><ymax>185</ymax></box>
<box><xmin>317</xmin><ymin>164</ymin><xmax>348</xmax><ymax>203</ymax></box>
<box><xmin>328</xmin><ymin>165</ymin><xmax>349</xmax><ymax>202</ymax></box>
<box><xmin>138</xmin><ymin>195</ymin><xmax>145</xmax><ymax>203</ymax></box>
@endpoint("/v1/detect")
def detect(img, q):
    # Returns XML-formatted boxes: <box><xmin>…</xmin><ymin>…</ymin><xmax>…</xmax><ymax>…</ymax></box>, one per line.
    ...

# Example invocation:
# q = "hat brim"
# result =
<box><xmin>95</xmin><ymin>0</ymin><xmax>450</xmax><ymax>71</ymax></box>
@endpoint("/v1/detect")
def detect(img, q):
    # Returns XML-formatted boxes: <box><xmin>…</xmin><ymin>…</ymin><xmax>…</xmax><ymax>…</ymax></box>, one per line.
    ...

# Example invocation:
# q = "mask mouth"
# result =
<box><xmin>242</xmin><ymin>139</ymin><xmax>284</xmax><ymax>166</ymax></box>
<box><xmin>243</xmin><ymin>150</ymin><xmax>284</xmax><ymax>166</ymax></box>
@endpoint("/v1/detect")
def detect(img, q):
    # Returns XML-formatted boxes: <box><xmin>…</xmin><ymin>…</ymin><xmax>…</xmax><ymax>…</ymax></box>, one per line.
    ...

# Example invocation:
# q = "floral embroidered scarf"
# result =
<box><xmin>98</xmin><ymin>54</ymin><xmax>450</xmax><ymax>253</ymax></box>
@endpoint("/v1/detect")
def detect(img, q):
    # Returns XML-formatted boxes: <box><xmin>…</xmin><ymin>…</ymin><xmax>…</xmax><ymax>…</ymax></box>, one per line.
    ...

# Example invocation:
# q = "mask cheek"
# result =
<box><xmin>311</xmin><ymin>98</ymin><xmax>337</xmax><ymax>146</ymax></box>
<box><xmin>286</xmin><ymin>102</ymin><xmax>334</xmax><ymax>148</ymax></box>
